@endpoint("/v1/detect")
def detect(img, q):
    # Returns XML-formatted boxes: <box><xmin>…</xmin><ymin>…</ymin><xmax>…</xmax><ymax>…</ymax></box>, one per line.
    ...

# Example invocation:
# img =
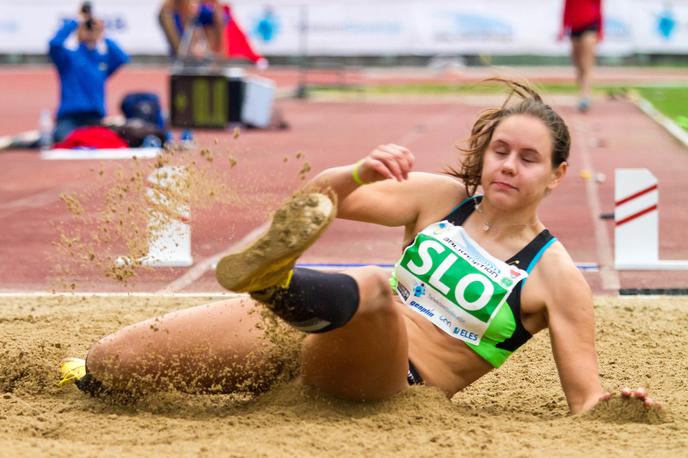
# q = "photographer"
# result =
<box><xmin>48</xmin><ymin>3</ymin><xmax>129</xmax><ymax>142</ymax></box>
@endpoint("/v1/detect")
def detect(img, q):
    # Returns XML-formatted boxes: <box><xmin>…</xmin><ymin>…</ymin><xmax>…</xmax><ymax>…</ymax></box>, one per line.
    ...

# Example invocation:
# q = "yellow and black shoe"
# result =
<box><xmin>58</xmin><ymin>357</ymin><xmax>86</xmax><ymax>387</ymax></box>
<box><xmin>216</xmin><ymin>191</ymin><xmax>336</xmax><ymax>293</ymax></box>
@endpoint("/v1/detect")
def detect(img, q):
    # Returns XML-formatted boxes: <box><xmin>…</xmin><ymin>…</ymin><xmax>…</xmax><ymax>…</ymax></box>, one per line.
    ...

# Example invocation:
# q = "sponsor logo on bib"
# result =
<box><xmin>395</xmin><ymin>222</ymin><xmax>527</xmax><ymax>344</ymax></box>
<box><xmin>413</xmin><ymin>282</ymin><xmax>426</xmax><ymax>298</ymax></box>
<box><xmin>397</xmin><ymin>282</ymin><xmax>410</xmax><ymax>301</ymax></box>
<box><xmin>409</xmin><ymin>300</ymin><xmax>435</xmax><ymax>318</ymax></box>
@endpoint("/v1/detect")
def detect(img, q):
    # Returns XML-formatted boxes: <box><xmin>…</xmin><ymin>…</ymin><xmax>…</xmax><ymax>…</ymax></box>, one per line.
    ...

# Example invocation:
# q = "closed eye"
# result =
<box><xmin>521</xmin><ymin>151</ymin><xmax>541</xmax><ymax>163</ymax></box>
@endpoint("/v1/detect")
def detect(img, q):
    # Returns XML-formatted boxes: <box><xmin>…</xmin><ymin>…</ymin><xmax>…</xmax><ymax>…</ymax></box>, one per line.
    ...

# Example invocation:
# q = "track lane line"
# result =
<box><xmin>574</xmin><ymin>117</ymin><xmax>620</xmax><ymax>292</ymax></box>
<box><xmin>0</xmin><ymin>189</ymin><xmax>66</xmax><ymax>218</ymax></box>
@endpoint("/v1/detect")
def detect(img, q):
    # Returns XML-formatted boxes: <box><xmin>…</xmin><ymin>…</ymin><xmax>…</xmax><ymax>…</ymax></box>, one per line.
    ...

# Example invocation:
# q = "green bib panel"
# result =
<box><xmin>394</xmin><ymin>221</ymin><xmax>528</xmax><ymax>367</ymax></box>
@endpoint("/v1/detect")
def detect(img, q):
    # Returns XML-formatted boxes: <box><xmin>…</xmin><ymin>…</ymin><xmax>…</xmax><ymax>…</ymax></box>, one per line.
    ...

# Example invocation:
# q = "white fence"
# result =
<box><xmin>1</xmin><ymin>0</ymin><xmax>687</xmax><ymax>56</ymax></box>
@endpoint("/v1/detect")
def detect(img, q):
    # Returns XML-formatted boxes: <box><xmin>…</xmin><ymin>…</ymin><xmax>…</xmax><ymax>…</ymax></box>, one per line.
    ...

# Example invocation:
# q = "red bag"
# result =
<box><xmin>54</xmin><ymin>126</ymin><xmax>128</xmax><ymax>149</ymax></box>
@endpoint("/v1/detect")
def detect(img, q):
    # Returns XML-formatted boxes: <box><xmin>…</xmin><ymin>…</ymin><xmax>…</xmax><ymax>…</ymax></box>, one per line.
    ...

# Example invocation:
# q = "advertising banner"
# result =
<box><xmin>1</xmin><ymin>0</ymin><xmax>686</xmax><ymax>56</ymax></box>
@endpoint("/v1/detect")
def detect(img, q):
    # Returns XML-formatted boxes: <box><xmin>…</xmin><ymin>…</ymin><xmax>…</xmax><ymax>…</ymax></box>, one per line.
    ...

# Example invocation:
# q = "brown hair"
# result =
<box><xmin>447</xmin><ymin>78</ymin><xmax>571</xmax><ymax>196</ymax></box>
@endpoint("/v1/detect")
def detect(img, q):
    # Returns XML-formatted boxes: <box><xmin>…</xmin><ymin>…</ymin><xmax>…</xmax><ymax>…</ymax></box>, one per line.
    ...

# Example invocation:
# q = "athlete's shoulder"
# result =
<box><xmin>534</xmin><ymin>239</ymin><xmax>577</xmax><ymax>276</ymax></box>
<box><xmin>406</xmin><ymin>172</ymin><xmax>467</xmax><ymax>220</ymax></box>
<box><xmin>406</xmin><ymin>172</ymin><xmax>466</xmax><ymax>197</ymax></box>
<box><xmin>408</xmin><ymin>171</ymin><xmax>462</xmax><ymax>184</ymax></box>
<box><xmin>535</xmin><ymin>240</ymin><xmax>592</xmax><ymax>301</ymax></box>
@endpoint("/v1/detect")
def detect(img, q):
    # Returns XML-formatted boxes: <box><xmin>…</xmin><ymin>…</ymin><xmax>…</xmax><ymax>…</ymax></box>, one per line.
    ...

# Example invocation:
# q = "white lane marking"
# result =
<box><xmin>631</xmin><ymin>93</ymin><xmax>688</xmax><ymax>149</ymax></box>
<box><xmin>0</xmin><ymin>189</ymin><xmax>64</xmax><ymax>217</ymax></box>
<box><xmin>575</xmin><ymin>118</ymin><xmax>620</xmax><ymax>291</ymax></box>
<box><xmin>0</xmin><ymin>292</ymin><xmax>240</xmax><ymax>298</ymax></box>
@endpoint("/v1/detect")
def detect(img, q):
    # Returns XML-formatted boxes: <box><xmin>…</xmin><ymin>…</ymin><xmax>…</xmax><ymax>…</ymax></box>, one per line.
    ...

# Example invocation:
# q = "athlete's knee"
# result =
<box><xmin>85</xmin><ymin>333</ymin><xmax>139</xmax><ymax>386</ymax></box>
<box><xmin>348</xmin><ymin>266</ymin><xmax>396</xmax><ymax>318</ymax></box>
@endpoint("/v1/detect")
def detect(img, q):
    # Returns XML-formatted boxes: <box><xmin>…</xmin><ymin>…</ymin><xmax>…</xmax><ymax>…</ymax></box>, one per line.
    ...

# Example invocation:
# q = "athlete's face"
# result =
<box><xmin>481</xmin><ymin>114</ymin><xmax>567</xmax><ymax>208</ymax></box>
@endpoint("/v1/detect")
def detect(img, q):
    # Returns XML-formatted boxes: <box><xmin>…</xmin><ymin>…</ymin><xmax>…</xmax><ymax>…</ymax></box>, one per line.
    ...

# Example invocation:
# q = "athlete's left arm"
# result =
<box><xmin>104</xmin><ymin>38</ymin><xmax>129</xmax><ymax>77</ymax></box>
<box><xmin>540</xmin><ymin>249</ymin><xmax>606</xmax><ymax>414</ymax></box>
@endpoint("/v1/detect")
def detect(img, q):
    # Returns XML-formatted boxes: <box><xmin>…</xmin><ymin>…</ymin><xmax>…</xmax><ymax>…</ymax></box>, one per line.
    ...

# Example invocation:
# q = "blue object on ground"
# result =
<box><xmin>142</xmin><ymin>135</ymin><xmax>162</xmax><ymax>148</ymax></box>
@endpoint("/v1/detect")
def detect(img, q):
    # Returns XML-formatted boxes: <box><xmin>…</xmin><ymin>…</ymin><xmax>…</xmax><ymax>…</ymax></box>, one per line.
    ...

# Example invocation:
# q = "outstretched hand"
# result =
<box><xmin>599</xmin><ymin>387</ymin><xmax>660</xmax><ymax>409</ymax></box>
<box><xmin>586</xmin><ymin>387</ymin><xmax>666</xmax><ymax>424</ymax></box>
<box><xmin>355</xmin><ymin>144</ymin><xmax>415</xmax><ymax>184</ymax></box>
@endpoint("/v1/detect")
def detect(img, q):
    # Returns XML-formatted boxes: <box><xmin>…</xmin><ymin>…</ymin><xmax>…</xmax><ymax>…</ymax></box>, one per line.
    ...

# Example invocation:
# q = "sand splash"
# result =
<box><xmin>51</xmin><ymin>136</ymin><xmax>313</xmax><ymax>290</ymax></box>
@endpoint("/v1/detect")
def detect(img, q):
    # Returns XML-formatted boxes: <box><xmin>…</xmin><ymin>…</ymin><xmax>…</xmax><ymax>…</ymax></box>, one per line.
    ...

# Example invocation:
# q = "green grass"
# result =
<box><xmin>310</xmin><ymin>82</ymin><xmax>688</xmax><ymax>132</ymax></box>
<box><xmin>635</xmin><ymin>87</ymin><xmax>688</xmax><ymax>131</ymax></box>
<box><xmin>308</xmin><ymin>81</ymin><xmax>643</xmax><ymax>97</ymax></box>
<box><xmin>310</xmin><ymin>82</ymin><xmax>582</xmax><ymax>96</ymax></box>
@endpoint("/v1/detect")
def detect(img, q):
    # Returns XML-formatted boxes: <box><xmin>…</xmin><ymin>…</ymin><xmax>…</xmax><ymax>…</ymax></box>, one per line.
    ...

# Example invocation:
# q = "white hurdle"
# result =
<box><xmin>143</xmin><ymin>165</ymin><xmax>193</xmax><ymax>267</ymax></box>
<box><xmin>614</xmin><ymin>168</ymin><xmax>688</xmax><ymax>270</ymax></box>
<box><xmin>117</xmin><ymin>165</ymin><xmax>193</xmax><ymax>268</ymax></box>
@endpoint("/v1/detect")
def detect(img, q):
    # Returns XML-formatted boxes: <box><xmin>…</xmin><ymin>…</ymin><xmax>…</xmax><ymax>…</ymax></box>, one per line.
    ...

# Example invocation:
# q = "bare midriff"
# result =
<box><xmin>397</xmin><ymin>299</ymin><xmax>494</xmax><ymax>397</ymax></box>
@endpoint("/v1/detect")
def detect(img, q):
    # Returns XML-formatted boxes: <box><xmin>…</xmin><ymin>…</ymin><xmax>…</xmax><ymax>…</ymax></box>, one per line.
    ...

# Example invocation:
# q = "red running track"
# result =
<box><xmin>1</xmin><ymin>66</ymin><xmax>687</xmax><ymax>294</ymax></box>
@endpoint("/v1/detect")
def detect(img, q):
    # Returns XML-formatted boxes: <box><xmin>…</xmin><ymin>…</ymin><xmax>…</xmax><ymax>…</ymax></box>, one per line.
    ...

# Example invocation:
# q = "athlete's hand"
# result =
<box><xmin>598</xmin><ymin>387</ymin><xmax>660</xmax><ymax>409</ymax></box>
<box><xmin>355</xmin><ymin>144</ymin><xmax>415</xmax><ymax>184</ymax></box>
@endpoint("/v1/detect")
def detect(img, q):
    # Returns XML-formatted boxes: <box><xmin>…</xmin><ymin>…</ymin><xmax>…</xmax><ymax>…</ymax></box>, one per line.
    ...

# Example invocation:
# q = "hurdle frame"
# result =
<box><xmin>614</xmin><ymin>168</ymin><xmax>688</xmax><ymax>270</ymax></box>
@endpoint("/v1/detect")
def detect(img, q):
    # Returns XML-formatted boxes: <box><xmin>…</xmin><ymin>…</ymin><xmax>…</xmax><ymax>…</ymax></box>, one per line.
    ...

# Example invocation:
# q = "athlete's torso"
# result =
<box><xmin>397</xmin><ymin>195</ymin><xmax>557</xmax><ymax>394</ymax></box>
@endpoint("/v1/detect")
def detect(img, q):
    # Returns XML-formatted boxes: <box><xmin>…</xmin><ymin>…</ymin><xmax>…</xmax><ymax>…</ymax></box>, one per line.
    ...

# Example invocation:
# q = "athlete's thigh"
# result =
<box><xmin>88</xmin><ymin>296</ymin><xmax>302</xmax><ymax>392</ymax></box>
<box><xmin>300</xmin><ymin>266</ymin><xmax>409</xmax><ymax>401</ymax></box>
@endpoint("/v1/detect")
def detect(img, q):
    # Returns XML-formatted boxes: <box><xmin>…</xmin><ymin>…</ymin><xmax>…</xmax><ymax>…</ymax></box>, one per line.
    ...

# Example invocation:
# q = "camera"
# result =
<box><xmin>81</xmin><ymin>2</ymin><xmax>94</xmax><ymax>30</ymax></box>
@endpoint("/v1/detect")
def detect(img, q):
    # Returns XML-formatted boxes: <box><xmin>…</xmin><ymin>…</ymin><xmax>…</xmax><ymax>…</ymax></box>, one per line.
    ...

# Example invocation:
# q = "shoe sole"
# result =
<box><xmin>215</xmin><ymin>192</ymin><xmax>335</xmax><ymax>292</ymax></box>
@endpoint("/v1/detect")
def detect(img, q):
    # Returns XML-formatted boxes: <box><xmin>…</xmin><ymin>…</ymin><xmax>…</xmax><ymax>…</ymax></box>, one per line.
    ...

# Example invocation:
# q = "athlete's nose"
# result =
<box><xmin>500</xmin><ymin>151</ymin><xmax>517</xmax><ymax>175</ymax></box>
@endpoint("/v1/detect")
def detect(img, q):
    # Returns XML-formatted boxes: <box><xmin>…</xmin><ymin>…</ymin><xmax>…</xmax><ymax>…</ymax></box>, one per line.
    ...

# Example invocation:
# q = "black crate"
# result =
<box><xmin>169</xmin><ymin>72</ymin><xmax>244</xmax><ymax>128</ymax></box>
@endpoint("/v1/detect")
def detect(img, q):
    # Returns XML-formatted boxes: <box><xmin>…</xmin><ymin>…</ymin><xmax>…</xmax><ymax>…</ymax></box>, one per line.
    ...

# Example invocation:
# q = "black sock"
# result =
<box><xmin>75</xmin><ymin>362</ymin><xmax>134</xmax><ymax>401</ymax></box>
<box><xmin>251</xmin><ymin>268</ymin><xmax>360</xmax><ymax>333</ymax></box>
<box><xmin>74</xmin><ymin>371</ymin><xmax>110</xmax><ymax>397</ymax></box>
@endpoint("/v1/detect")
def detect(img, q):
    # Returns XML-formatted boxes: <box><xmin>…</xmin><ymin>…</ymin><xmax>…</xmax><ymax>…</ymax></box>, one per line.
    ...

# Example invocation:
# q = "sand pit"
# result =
<box><xmin>1</xmin><ymin>294</ymin><xmax>686</xmax><ymax>457</ymax></box>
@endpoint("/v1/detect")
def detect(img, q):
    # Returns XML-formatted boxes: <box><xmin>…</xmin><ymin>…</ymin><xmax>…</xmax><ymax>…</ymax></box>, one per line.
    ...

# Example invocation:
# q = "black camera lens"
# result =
<box><xmin>85</xmin><ymin>18</ymin><xmax>94</xmax><ymax>30</ymax></box>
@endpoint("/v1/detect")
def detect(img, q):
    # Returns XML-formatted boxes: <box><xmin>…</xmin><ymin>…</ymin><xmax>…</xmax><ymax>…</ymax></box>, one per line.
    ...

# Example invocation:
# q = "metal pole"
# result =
<box><xmin>295</xmin><ymin>4</ymin><xmax>308</xmax><ymax>99</ymax></box>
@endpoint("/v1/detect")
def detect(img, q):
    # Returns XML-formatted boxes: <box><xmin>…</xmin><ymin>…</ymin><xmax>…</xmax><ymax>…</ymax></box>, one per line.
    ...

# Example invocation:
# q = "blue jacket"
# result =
<box><xmin>49</xmin><ymin>19</ymin><xmax>129</xmax><ymax>120</ymax></box>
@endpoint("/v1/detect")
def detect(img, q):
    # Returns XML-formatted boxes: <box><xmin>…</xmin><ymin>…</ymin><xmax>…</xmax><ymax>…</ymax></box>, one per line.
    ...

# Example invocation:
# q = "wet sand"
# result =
<box><xmin>1</xmin><ymin>294</ymin><xmax>686</xmax><ymax>457</ymax></box>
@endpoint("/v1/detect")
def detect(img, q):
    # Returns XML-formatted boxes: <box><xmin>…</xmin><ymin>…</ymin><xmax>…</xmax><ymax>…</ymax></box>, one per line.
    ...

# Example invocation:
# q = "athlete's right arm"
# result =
<box><xmin>307</xmin><ymin>144</ymin><xmax>463</xmax><ymax>228</ymax></box>
<box><xmin>48</xmin><ymin>19</ymin><xmax>78</xmax><ymax>69</ymax></box>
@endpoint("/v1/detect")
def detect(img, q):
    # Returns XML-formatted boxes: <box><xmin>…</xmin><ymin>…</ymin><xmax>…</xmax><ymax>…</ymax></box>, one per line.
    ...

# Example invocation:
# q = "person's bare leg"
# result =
<box><xmin>216</xmin><ymin>192</ymin><xmax>408</xmax><ymax>401</ymax></box>
<box><xmin>571</xmin><ymin>37</ymin><xmax>583</xmax><ymax>88</ymax></box>
<box><xmin>300</xmin><ymin>266</ymin><xmax>410</xmax><ymax>401</ymax></box>
<box><xmin>85</xmin><ymin>297</ymin><xmax>301</xmax><ymax>394</ymax></box>
<box><xmin>578</xmin><ymin>32</ymin><xmax>597</xmax><ymax>102</ymax></box>
<box><xmin>572</xmin><ymin>32</ymin><xmax>597</xmax><ymax>112</ymax></box>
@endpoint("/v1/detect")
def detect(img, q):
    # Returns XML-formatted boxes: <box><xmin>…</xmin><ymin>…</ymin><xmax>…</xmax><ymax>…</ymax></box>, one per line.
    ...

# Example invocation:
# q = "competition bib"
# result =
<box><xmin>394</xmin><ymin>221</ymin><xmax>528</xmax><ymax>345</ymax></box>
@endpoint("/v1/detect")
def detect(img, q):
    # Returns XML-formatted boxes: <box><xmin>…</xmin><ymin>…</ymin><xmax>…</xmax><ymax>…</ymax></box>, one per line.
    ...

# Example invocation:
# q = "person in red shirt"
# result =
<box><xmin>562</xmin><ymin>0</ymin><xmax>603</xmax><ymax>113</ymax></box>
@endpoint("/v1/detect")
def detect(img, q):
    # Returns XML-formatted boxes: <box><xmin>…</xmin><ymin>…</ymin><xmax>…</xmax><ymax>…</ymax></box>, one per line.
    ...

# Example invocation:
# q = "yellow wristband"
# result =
<box><xmin>352</xmin><ymin>159</ymin><xmax>367</xmax><ymax>186</ymax></box>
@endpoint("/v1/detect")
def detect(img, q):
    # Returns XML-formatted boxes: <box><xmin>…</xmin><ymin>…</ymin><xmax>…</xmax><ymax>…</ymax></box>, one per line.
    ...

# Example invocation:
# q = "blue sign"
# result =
<box><xmin>253</xmin><ymin>8</ymin><xmax>280</xmax><ymax>43</ymax></box>
<box><xmin>656</xmin><ymin>7</ymin><xmax>676</xmax><ymax>40</ymax></box>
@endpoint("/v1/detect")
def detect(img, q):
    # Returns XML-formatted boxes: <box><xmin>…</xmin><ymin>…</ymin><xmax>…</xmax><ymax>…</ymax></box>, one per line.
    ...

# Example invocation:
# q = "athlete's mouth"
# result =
<box><xmin>492</xmin><ymin>181</ymin><xmax>518</xmax><ymax>190</ymax></box>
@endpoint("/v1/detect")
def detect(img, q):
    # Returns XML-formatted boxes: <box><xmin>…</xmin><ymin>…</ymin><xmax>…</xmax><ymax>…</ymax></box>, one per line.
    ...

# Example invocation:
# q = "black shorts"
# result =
<box><xmin>407</xmin><ymin>360</ymin><xmax>424</xmax><ymax>386</ymax></box>
<box><xmin>571</xmin><ymin>20</ymin><xmax>600</xmax><ymax>38</ymax></box>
